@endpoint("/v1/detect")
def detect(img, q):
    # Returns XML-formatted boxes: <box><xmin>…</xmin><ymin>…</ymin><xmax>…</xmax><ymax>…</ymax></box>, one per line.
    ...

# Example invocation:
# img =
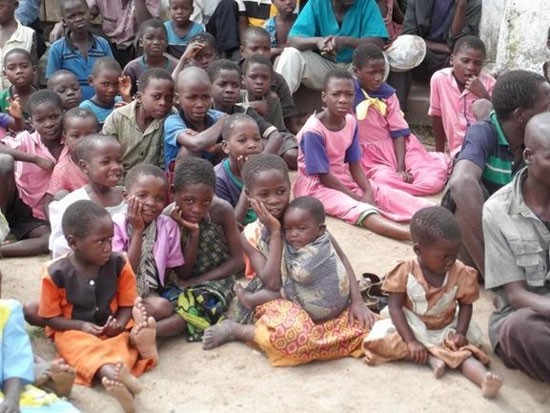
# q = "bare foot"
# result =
<box><xmin>481</xmin><ymin>372</ymin><xmax>502</xmax><ymax>398</ymax></box>
<box><xmin>34</xmin><ymin>357</ymin><xmax>51</xmax><ymax>386</ymax></box>
<box><xmin>114</xmin><ymin>360</ymin><xmax>142</xmax><ymax>395</ymax></box>
<box><xmin>50</xmin><ymin>359</ymin><xmax>75</xmax><ymax>398</ymax></box>
<box><xmin>428</xmin><ymin>356</ymin><xmax>446</xmax><ymax>379</ymax></box>
<box><xmin>235</xmin><ymin>285</ymin><xmax>253</xmax><ymax>310</ymax></box>
<box><xmin>102</xmin><ymin>376</ymin><xmax>135</xmax><ymax>413</ymax></box>
<box><xmin>132</xmin><ymin>297</ymin><xmax>147</xmax><ymax>325</ymax></box>
<box><xmin>203</xmin><ymin>319</ymin><xmax>238</xmax><ymax>350</ymax></box>
<box><xmin>130</xmin><ymin>317</ymin><xmax>158</xmax><ymax>362</ymax></box>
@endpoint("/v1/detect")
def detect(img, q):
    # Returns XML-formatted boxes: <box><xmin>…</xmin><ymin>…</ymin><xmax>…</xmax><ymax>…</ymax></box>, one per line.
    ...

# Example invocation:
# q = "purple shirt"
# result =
<box><xmin>214</xmin><ymin>158</ymin><xmax>242</xmax><ymax>207</ymax></box>
<box><xmin>428</xmin><ymin>0</ymin><xmax>454</xmax><ymax>42</ymax></box>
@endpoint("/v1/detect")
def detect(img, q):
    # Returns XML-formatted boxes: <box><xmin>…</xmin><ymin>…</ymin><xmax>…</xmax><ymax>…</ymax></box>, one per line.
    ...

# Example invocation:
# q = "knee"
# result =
<box><xmin>145</xmin><ymin>297</ymin><xmax>173</xmax><ymax>319</ymax></box>
<box><xmin>23</xmin><ymin>300</ymin><xmax>40</xmax><ymax>325</ymax></box>
<box><xmin>0</xmin><ymin>153</ymin><xmax>14</xmax><ymax>176</ymax></box>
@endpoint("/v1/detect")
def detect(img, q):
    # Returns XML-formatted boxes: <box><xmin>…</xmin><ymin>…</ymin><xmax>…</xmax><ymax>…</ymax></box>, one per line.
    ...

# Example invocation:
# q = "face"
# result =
<box><xmin>3</xmin><ymin>52</ymin><xmax>35</xmax><ymax>88</ymax></box>
<box><xmin>62</xmin><ymin>0</ymin><xmax>91</xmax><ymax>32</ymax></box>
<box><xmin>81</xmin><ymin>141</ymin><xmax>123</xmax><ymax>187</ymax></box>
<box><xmin>176</xmin><ymin>80</ymin><xmax>211</xmax><ymax>123</ymax></box>
<box><xmin>190</xmin><ymin>43</ymin><xmax>217</xmax><ymax>70</ymax></box>
<box><xmin>241</xmin><ymin>35</ymin><xmax>271</xmax><ymax>59</ymax></box>
<box><xmin>283</xmin><ymin>207</ymin><xmax>324</xmax><ymax>249</ymax></box>
<box><xmin>354</xmin><ymin>58</ymin><xmax>386</xmax><ymax>92</ymax></box>
<box><xmin>211</xmin><ymin>69</ymin><xmax>241</xmax><ymax>109</ymax></box>
<box><xmin>243</xmin><ymin>63</ymin><xmax>272</xmax><ymax>99</ymax></box>
<box><xmin>127</xmin><ymin>174</ymin><xmax>167</xmax><ymax>225</ymax></box>
<box><xmin>169</xmin><ymin>0</ymin><xmax>193</xmax><ymax>24</ymax></box>
<box><xmin>322</xmin><ymin>77</ymin><xmax>355</xmax><ymax>117</ymax></box>
<box><xmin>451</xmin><ymin>47</ymin><xmax>485</xmax><ymax>85</ymax></box>
<box><xmin>30</xmin><ymin>102</ymin><xmax>64</xmax><ymax>142</ymax></box>
<box><xmin>63</xmin><ymin>116</ymin><xmax>98</xmax><ymax>154</ymax></box>
<box><xmin>272</xmin><ymin>0</ymin><xmax>296</xmax><ymax>14</ymax></box>
<box><xmin>89</xmin><ymin>69</ymin><xmax>121</xmax><ymax>104</ymax></box>
<box><xmin>223</xmin><ymin>120</ymin><xmax>263</xmax><ymax>160</ymax></box>
<box><xmin>415</xmin><ymin>238</ymin><xmax>461</xmax><ymax>276</ymax></box>
<box><xmin>50</xmin><ymin>74</ymin><xmax>83</xmax><ymax>110</ymax></box>
<box><xmin>138</xmin><ymin>78</ymin><xmax>174</xmax><ymax>119</ymax></box>
<box><xmin>246</xmin><ymin>169</ymin><xmax>290</xmax><ymax>220</ymax></box>
<box><xmin>70</xmin><ymin>215</ymin><xmax>114</xmax><ymax>266</ymax></box>
<box><xmin>173</xmin><ymin>183</ymin><xmax>214</xmax><ymax>224</ymax></box>
<box><xmin>0</xmin><ymin>0</ymin><xmax>17</xmax><ymax>25</ymax></box>
<box><xmin>141</xmin><ymin>27</ymin><xmax>168</xmax><ymax>58</ymax></box>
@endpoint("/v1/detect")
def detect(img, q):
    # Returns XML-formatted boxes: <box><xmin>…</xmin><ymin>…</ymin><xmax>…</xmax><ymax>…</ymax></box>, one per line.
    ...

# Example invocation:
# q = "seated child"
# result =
<box><xmin>123</xmin><ymin>19</ymin><xmax>177</xmax><ymax>96</ymax></box>
<box><xmin>38</xmin><ymin>200</ymin><xmax>158</xmax><ymax>412</ymax></box>
<box><xmin>363</xmin><ymin>206</ymin><xmax>503</xmax><ymax>398</ymax></box>
<box><xmin>112</xmin><ymin>164</ymin><xmax>186</xmax><ymax>338</ymax></box>
<box><xmin>263</xmin><ymin>0</ymin><xmax>297</xmax><ymax>59</ymax></box>
<box><xmin>80</xmin><ymin>57</ymin><xmax>132</xmax><ymax>126</ymax></box>
<box><xmin>214</xmin><ymin>113</ymin><xmax>263</xmax><ymax>225</ymax></box>
<box><xmin>163</xmin><ymin>66</ymin><xmax>226</xmax><ymax>168</ymax></box>
<box><xmin>352</xmin><ymin>44</ymin><xmax>450</xmax><ymax>196</ymax></box>
<box><xmin>103</xmin><ymin>68</ymin><xmax>175</xmax><ymax>174</ymax></box>
<box><xmin>429</xmin><ymin>36</ymin><xmax>496</xmax><ymax>156</ymax></box>
<box><xmin>47</xmin><ymin>70</ymin><xmax>83</xmax><ymax>111</ymax></box>
<box><xmin>46</xmin><ymin>0</ymin><xmax>114</xmax><ymax>100</ymax></box>
<box><xmin>171</xmin><ymin>32</ymin><xmax>219</xmax><ymax>79</ymax></box>
<box><xmin>0</xmin><ymin>91</ymin><xmax>67</xmax><ymax>258</ymax></box>
<box><xmin>294</xmin><ymin>69</ymin><xmax>429</xmax><ymax>241</ymax></box>
<box><xmin>164</xmin><ymin>0</ymin><xmax>205</xmax><ymax>59</ymax></box>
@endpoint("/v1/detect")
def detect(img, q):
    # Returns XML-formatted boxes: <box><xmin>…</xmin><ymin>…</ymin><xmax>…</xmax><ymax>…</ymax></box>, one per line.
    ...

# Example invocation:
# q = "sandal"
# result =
<box><xmin>359</xmin><ymin>272</ymin><xmax>388</xmax><ymax>313</ymax></box>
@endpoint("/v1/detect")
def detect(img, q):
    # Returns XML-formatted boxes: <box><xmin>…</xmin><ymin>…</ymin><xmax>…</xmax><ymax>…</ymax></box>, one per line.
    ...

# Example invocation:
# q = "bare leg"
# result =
<box><xmin>99</xmin><ymin>364</ymin><xmax>136</xmax><ymax>413</ymax></box>
<box><xmin>235</xmin><ymin>285</ymin><xmax>281</xmax><ymax>310</ymax></box>
<box><xmin>361</xmin><ymin>214</ymin><xmax>411</xmax><ymax>241</ymax></box>
<box><xmin>282</xmin><ymin>149</ymin><xmax>298</xmax><ymax>170</ymax></box>
<box><xmin>202</xmin><ymin>319</ymin><xmax>256</xmax><ymax>350</ymax></box>
<box><xmin>130</xmin><ymin>317</ymin><xmax>159</xmax><ymax>362</ymax></box>
<box><xmin>0</xmin><ymin>225</ymin><xmax>50</xmax><ymax>257</ymax></box>
<box><xmin>460</xmin><ymin>356</ymin><xmax>502</xmax><ymax>398</ymax></box>
<box><xmin>428</xmin><ymin>356</ymin><xmax>446</xmax><ymax>379</ymax></box>
<box><xmin>141</xmin><ymin>296</ymin><xmax>186</xmax><ymax>338</ymax></box>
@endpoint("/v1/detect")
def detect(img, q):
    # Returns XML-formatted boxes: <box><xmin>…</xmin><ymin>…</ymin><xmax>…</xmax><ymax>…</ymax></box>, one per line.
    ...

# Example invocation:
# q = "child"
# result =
<box><xmin>294</xmin><ymin>69</ymin><xmax>428</xmax><ymax>241</ymax></box>
<box><xmin>163</xmin><ymin>66</ymin><xmax>226</xmax><ymax>168</ymax></box>
<box><xmin>0</xmin><ymin>91</ymin><xmax>66</xmax><ymax>257</ymax></box>
<box><xmin>46</xmin><ymin>0</ymin><xmax>114</xmax><ymax>100</ymax></box>
<box><xmin>48</xmin><ymin>134</ymin><xmax>125</xmax><ymax>258</ymax></box>
<box><xmin>214</xmin><ymin>113</ymin><xmax>263</xmax><ymax>225</ymax></box>
<box><xmin>429</xmin><ymin>36</ymin><xmax>496</xmax><ymax>156</ymax></box>
<box><xmin>112</xmin><ymin>164</ymin><xmax>186</xmax><ymax>338</ymax></box>
<box><xmin>171</xmin><ymin>32</ymin><xmax>219</xmax><ymax>79</ymax></box>
<box><xmin>38</xmin><ymin>200</ymin><xmax>158</xmax><ymax>412</ymax></box>
<box><xmin>103</xmin><ymin>68</ymin><xmax>175</xmax><ymax>174</ymax></box>
<box><xmin>123</xmin><ymin>19</ymin><xmax>177</xmax><ymax>96</ymax></box>
<box><xmin>47</xmin><ymin>70</ymin><xmax>83</xmax><ymax>111</ymax></box>
<box><xmin>363</xmin><ymin>206</ymin><xmax>503</xmax><ymax>398</ymax></box>
<box><xmin>353</xmin><ymin>44</ymin><xmax>450</xmax><ymax>196</ymax></box>
<box><xmin>164</xmin><ymin>0</ymin><xmax>205</xmax><ymax>59</ymax></box>
<box><xmin>263</xmin><ymin>0</ymin><xmax>297</xmax><ymax>59</ymax></box>
<box><xmin>80</xmin><ymin>57</ymin><xmax>132</xmax><ymax>126</ymax></box>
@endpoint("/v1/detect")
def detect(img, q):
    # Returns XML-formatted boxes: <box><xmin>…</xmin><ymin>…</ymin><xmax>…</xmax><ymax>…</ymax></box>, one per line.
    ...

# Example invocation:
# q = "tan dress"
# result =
<box><xmin>363</xmin><ymin>259</ymin><xmax>490</xmax><ymax>369</ymax></box>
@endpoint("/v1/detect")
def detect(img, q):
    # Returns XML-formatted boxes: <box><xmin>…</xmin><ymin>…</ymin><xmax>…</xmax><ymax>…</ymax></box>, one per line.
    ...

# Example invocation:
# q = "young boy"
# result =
<box><xmin>263</xmin><ymin>0</ymin><xmax>297</xmax><ymax>59</ymax></box>
<box><xmin>103</xmin><ymin>68</ymin><xmax>175</xmax><ymax>175</ymax></box>
<box><xmin>165</xmin><ymin>0</ymin><xmax>205</xmax><ymax>59</ymax></box>
<box><xmin>46</xmin><ymin>0</ymin><xmax>114</xmax><ymax>101</ymax></box>
<box><xmin>47</xmin><ymin>70</ymin><xmax>83</xmax><ymax>111</ymax></box>
<box><xmin>171</xmin><ymin>32</ymin><xmax>219</xmax><ymax>80</ymax></box>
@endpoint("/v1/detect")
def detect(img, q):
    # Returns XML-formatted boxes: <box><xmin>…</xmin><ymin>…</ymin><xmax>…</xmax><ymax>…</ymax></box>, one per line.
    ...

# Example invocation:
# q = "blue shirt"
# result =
<box><xmin>80</xmin><ymin>96</ymin><xmax>123</xmax><ymax>126</ymax></box>
<box><xmin>15</xmin><ymin>0</ymin><xmax>41</xmax><ymax>26</ymax></box>
<box><xmin>46</xmin><ymin>33</ymin><xmax>114</xmax><ymax>100</ymax></box>
<box><xmin>289</xmin><ymin>0</ymin><xmax>387</xmax><ymax>63</ymax></box>
<box><xmin>164</xmin><ymin>20</ymin><xmax>205</xmax><ymax>59</ymax></box>
<box><xmin>264</xmin><ymin>17</ymin><xmax>278</xmax><ymax>48</ymax></box>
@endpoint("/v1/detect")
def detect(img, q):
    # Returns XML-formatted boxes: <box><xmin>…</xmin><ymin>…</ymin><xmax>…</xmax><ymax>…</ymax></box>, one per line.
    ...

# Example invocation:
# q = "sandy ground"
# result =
<box><xmin>2</xmin><ymin>203</ymin><xmax>550</xmax><ymax>413</ymax></box>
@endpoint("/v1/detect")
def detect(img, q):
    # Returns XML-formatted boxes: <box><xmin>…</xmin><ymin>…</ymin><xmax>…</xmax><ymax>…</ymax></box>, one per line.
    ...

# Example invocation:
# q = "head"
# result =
<box><xmin>283</xmin><ymin>196</ymin><xmax>325</xmax><ymax>249</ymax></box>
<box><xmin>410</xmin><ymin>206</ymin><xmax>462</xmax><ymax>276</ymax></box>
<box><xmin>89</xmin><ymin>57</ymin><xmax>122</xmax><ymax>105</ymax></box>
<box><xmin>322</xmin><ymin>69</ymin><xmax>356</xmax><ymax>117</ymax></box>
<box><xmin>207</xmin><ymin>59</ymin><xmax>241</xmax><ymax>110</ymax></box>
<box><xmin>492</xmin><ymin>70</ymin><xmax>550</xmax><ymax>125</ymax></box>
<box><xmin>0</xmin><ymin>0</ymin><xmax>17</xmax><ymax>25</ymax></box>
<box><xmin>62</xmin><ymin>200</ymin><xmax>114</xmax><ymax>266</ymax></box>
<box><xmin>242</xmin><ymin>153</ymin><xmax>291</xmax><ymax>220</ymax></box>
<box><xmin>187</xmin><ymin>32</ymin><xmax>218</xmax><ymax>70</ymax></box>
<box><xmin>272</xmin><ymin>0</ymin><xmax>296</xmax><ymax>16</ymax></box>
<box><xmin>139</xmin><ymin>19</ymin><xmax>168</xmax><ymax>59</ymax></box>
<box><xmin>75</xmin><ymin>134</ymin><xmax>123</xmax><ymax>187</ymax></box>
<box><xmin>242</xmin><ymin>54</ymin><xmax>273</xmax><ymax>99</ymax></box>
<box><xmin>352</xmin><ymin>43</ymin><xmax>386</xmax><ymax>92</ymax></box>
<box><xmin>172</xmin><ymin>157</ymin><xmax>216</xmax><ymax>224</ymax></box>
<box><xmin>27</xmin><ymin>90</ymin><xmax>64</xmax><ymax>143</ymax></box>
<box><xmin>48</xmin><ymin>70</ymin><xmax>83</xmax><ymax>111</ymax></box>
<box><xmin>240</xmin><ymin>27</ymin><xmax>271</xmax><ymax>60</ymax></box>
<box><xmin>3</xmin><ymin>48</ymin><xmax>35</xmax><ymax>89</ymax></box>
<box><xmin>125</xmin><ymin>164</ymin><xmax>168</xmax><ymax>225</ymax></box>
<box><xmin>136</xmin><ymin>68</ymin><xmax>175</xmax><ymax>119</ymax></box>
<box><xmin>169</xmin><ymin>0</ymin><xmax>193</xmax><ymax>25</ymax></box>
<box><xmin>61</xmin><ymin>0</ymin><xmax>91</xmax><ymax>33</ymax></box>
<box><xmin>450</xmin><ymin>36</ymin><xmax>487</xmax><ymax>85</ymax></box>
<box><xmin>221</xmin><ymin>113</ymin><xmax>263</xmax><ymax>162</ymax></box>
<box><xmin>63</xmin><ymin>107</ymin><xmax>99</xmax><ymax>154</ymax></box>
<box><xmin>523</xmin><ymin>112</ymin><xmax>550</xmax><ymax>188</ymax></box>
<box><xmin>175</xmin><ymin>66</ymin><xmax>212</xmax><ymax>124</ymax></box>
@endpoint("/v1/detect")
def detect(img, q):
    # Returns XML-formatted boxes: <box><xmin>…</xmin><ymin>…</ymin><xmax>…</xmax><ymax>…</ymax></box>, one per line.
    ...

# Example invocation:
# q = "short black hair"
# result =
<box><xmin>139</xmin><ymin>18</ymin><xmax>167</xmax><ymax>39</ymax></box>
<box><xmin>47</xmin><ymin>69</ymin><xmax>79</xmax><ymax>89</ymax></box>
<box><xmin>138</xmin><ymin>68</ymin><xmax>174</xmax><ymax>92</ymax></box>
<box><xmin>242</xmin><ymin>54</ymin><xmax>273</xmax><ymax>75</ymax></box>
<box><xmin>323</xmin><ymin>68</ymin><xmax>354</xmax><ymax>91</ymax></box>
<box><xmin>75</xmin><ymin>133</ymin><xmax>120</xmax><ymax>162</ymax></box>
<box><xmin>26</xmin><ymin>90</ymin><xmax>63</xmax><ymax>117</ymax></box>
<box><xmin>92</xmin><ymin>57</ymin><xmax>122</xmax><ymax>76</ymax></box>
<box><xmin>352</xmin><ymin>43</ymin><xmax>385</xmax><ymax>69</ymax></box>
<box><xmin>207</xmin><ymin>59</ymin><xmax>241</xmax><ymax>82</ymax></box>
<box><xmin>4</xmin><ymin>48</ymin><xmax>33</xmax><ymax>64</ymax></box>
<box><xmin>410</xmin><ymin>206</ymin><xmax>461</xmax><ymax>246</ymax></box>
<box><xmin>173</xmin><ymin>157</ymin><xmax>216</xmax><ymax>191</ymax></box>
<box><xmin>61</xmin><ymin>0</ymin><xmax>89</xmax><ymax>15</ymax></box>
<box><xmin>188</xmin><ymin>32</ymin><xmax>217</xmax><ymax>50</ymax></box>
<box><xmin>222</xmin><ymin>113</ymin><xmax>258</xmax><ymax>141</ymax></box>
<box><xmin>125</xmin><ymin>163</ymin><xmax>168</xmax><ymax>192</ymax></box>
<box><xmin>287</xmin><ymin>196</ymin><xmax>325</xmax><ymax>224</ymax></box>
<box><xmin>242</xmin><ymin>153</ymin><xmax>289</xmax><ymax>190</ymax></box>
<box><xmin>62</xmin><ymin>199</ymin><xmax>110</xmax><ymax>239</ymax></box>
<box><xmin>241</xmin><ymin>26</ymin><xmax>270</xmax><ymax>45</ymax></box>
<box><xmin>492</xmin><ymin>70</ymin><xmax>548</xmax><ymax>121</ymax></box>
<box><xmin>63</xmin><ymin>107</ymin><xmax>98</xmax><ymax>128</ymax></box>
<box><xmin>453</xmin><ymin>35</ymin><xmax>486</xmax><ymax>56</ymax></box>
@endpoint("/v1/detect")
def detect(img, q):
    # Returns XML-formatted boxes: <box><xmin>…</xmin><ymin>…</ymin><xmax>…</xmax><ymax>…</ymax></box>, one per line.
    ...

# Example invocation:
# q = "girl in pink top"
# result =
<box><xmin>353</xmin><ymin>44</ymin><xmax>450</xmax><ymax>196</ymax></box>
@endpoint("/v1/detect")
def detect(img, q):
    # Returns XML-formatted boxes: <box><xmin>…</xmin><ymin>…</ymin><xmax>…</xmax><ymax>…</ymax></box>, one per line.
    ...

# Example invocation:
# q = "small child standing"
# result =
<box><xmin>353</xmin><ymin>44</ymin><xmax>450</xmax><ymax>196</ymax></box>
<box><xmin>263</xmin><ymin>0</ymin><xmax>297</xmax><ymax>59</ymax></box>
<box><xmin>164</xmin><ymin>0</ymin><xmax>205</xmax><ymax>59</ymax></box>
<box><xmin>47</xmin><ymin>70</ymin><xmax>83</xmax><ymax>111</ymax></box>
<box><xmin>363</xmin><ymin>206</ymin><xmax>503</xmax><ymax>398</ymax></box>
<box><xmin>429</xmin><ymin>36</ymin><xmax>496</xmax><ymax>156</ymax></box>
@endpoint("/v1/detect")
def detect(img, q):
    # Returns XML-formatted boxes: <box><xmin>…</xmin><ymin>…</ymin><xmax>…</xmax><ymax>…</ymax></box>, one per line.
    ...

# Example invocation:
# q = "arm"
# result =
<box><xmin>43</xmin><ymin>316</ymin><xmax>104</xmax><ymax>335</ymax></box>
<box><xmin>319</xmin><ymin>171</ymin><xmax>362</xmax><ymax>201</ymax></box>
<box><xmin>331</xmin><ymin>36</ymin><xmax>385</xmax><ymax>51</ymax></box>
<box><xmin>1</xmin><ymin>378</ymin><xmax>22</xmax><ymax>413</ymax></box>
<box><xmin>234</xmin><ymin>189</ymin><xmax>250</xmax><ymax>225</ymax></box>
<box><xmin>348</xmin><ymin>161</ymin><xmax>376</xmax><ymax>205</ymax></box>
<box><xmin>134</xmin><ymin>0</ymin><xmax>156</xmax><ymax>26</ymax></box>
<box><xmin>288</xmin><ymin>36</ymin><xmax>329</xmax><ymax>52</ymax></box>
<box><xmin>125</xmin><ymin>197</ymin><xmax>146</xmax><ymax>272</ymax></box>
<box><xmin>447</xmin><ymin>302</ymin><xmax>472</xmax><ymax>348</ymax></box>
<box><xmin>263</xmin><ymin>130</ymin><xmax>283</xmax><ymax>155</ymax></box>
<box><xmin>424</xmin><ymin>40</ymin><xmax>451</xmax><ymax>54</ymax></box>
<box><xmin>176</xmin><ymin>117</ymin><xmax>225</xmax><ymax>153</ymax></box>
<box><xmin>431</xmin><ymin>115</ymin><xmax>446</xmax><ymax>153</ymax></box>
<box><xmin>450</xmin><ymin>0</ymin><xmax>468</xmax><ymax>37</ymax></box>
<box><xmin>0</xmin><ymin>143</ymin><xmax>55</xmax><ymax>171</ymax></box>
<box><xmin>503</xmin><ymin>281</ymin><xmax>550</xmax><ymax>318</ymax></box>
<box><xmin>392</xmin><ymin>136</ymin><xmax>407</xmax><ymax>172</ymax></box>
<box><xmin>42</xmin><ymin>193</ymin><xmax>53</xmax><ymax>220</ymax></box>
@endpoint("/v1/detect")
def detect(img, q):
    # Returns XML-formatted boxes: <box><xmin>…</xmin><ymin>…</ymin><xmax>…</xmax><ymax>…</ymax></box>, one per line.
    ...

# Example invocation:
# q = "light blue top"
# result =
<box><xmin>164</xmin><ymin>20</ymin><xmax>205</xmax><ymax>59</ymax></box>
<box><xmin>79</xmin><ymin>96</ymin><xmax>123</xmax><ymax>125</ymax></box>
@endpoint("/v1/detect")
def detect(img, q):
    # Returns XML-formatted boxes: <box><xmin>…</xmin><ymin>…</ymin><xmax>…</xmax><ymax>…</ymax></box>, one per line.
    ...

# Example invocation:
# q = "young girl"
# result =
<box><xmin>203</xmin><ymin>153</ymin><xmax>376</xmax><ymax>366</ymax></box>
<box><xmin>38</xmin><ymin>200</ymin><xmax>158</xmax><ymax>413</ymax></box>
<box><xmin>363</xmin><ymin>206</ymin><xmax>503</xmax><ymax>398</ymax></box>
<box><xmin>353</xmin><ymin>44</ymin><xmax>450</xmax><ymax>196</ymax></box>
<box><xmin>294</xmin><ymin>69</ymin><xmax>428</xmax><ymax>241</ymax></box>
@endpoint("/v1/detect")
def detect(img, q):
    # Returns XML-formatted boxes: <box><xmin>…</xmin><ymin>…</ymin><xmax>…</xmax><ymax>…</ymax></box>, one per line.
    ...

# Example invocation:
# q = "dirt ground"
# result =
<box><xmin>2</xmin><ymin>198</ymin><xmax>550</xmax><ymax>413</ymax></box>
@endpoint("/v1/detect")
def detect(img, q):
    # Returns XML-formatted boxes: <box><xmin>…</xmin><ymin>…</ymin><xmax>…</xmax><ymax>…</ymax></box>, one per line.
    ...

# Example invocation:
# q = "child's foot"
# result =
<box><xmin>235</xmin><ymin>285</ymin><xmax>253</xmax><ymax>310</ymax></box>
<box><xmin>50</xmin><ymin>359</ymin><xmax>75</xmax><ymax>398</ymax></box>
<box><xmin>481</xmin><ymin>372</ymin><xmax>502</xmax><ymax>398</ymax></box>
<box><xmin>34</xmin><ymin>357</ymin><xmax>52</xmax><ymax>386</ymax></box>
<box><xmin>428</xmin><ymin>356</ymin><xmax>446</xmax><ymax>379</ymax></box>
<box><xmin>114</xmin><ymin>361</ymin><xmax>142</xmax><ymax>395</ymax></box>
<box><xmin>130</xmin><ymin>317</ymin><xmax>158</xmax><ymax>363</ymax></box>
<box><xmin>132</xmin><ymin>297</ymin><xmax>148</xmax><ymax>325</ymax></box>
<box><xmin>102</xmin><ymin>376</ymin><xmax>135</xmax><ymax>413</ymax></box>
<box><xmin>203</xmin><ymin>319</ymin><xmax>237</xmax><ymax>350</ymax></box>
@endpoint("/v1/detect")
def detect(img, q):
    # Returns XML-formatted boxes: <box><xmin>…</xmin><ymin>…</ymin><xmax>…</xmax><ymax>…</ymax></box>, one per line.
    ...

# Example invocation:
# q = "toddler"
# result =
<box><xmin>47</xmin><ymin>70</ymin><xmax>83</xmax><ymax>111</ymax></box>
<box><xmin>164</xmin><ymin>0</ymin><xmax>205</xmax><ymax>59</ymax></box>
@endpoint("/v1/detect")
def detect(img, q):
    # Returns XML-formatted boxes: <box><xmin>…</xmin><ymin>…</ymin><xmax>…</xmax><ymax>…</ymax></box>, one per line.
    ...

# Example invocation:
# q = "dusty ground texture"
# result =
<box><xmin>2</xmin><ymin>198</ymin><xmax>550</xmax><ymax>412</ymax></box>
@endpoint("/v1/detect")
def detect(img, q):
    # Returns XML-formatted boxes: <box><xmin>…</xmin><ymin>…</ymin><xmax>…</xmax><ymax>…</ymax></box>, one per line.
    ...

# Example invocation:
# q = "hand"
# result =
<box><xmin>349</xmin><ymin>299</ymin><xmax>377</xmax><ymax>330</ymax></box>
<box><xmin>81</xmin><ymin>322</ymin><xmax>104</xmax><ymax>336</ymax></box>
<box><xmin>360</xmin><ymin>189</ymin><xmax>376</xmax><ymax>206</ymax></box>
<box><xmin>325</xmin><ymin>36</ymin><xmax>340</xmax><ymax>53</ymax></box>
<box><xmin>0</xmin><ymin>398</ymin><xmax>19</xmax><ymax>413</ymax></box>
<box><xmin>114</xmin><ymin>100</ymin><xmax>129</xmax><ymax>109</ymax></box>
<box><xmin>398</xmin><ymin>170</ymin><xmax>413</xmax><ymax>183</ymax></box>
<box><xmin>248</xmin><ymin>100</ymin><xmax>268</xmax><ymax>116</ymax></box>
<box><xmin>446</xmin><ymin>331</ymin><xmax>468</xmax><ymax>350</ymax></box>
<box><xmin>34</xmin><ymin>156</ymin><xmax>55</xmax><ymax>171</ymax></box>
<box><xmin>7</xmin><ymin>96</ymin><xmax>22</xmax><ymax>119</ymax></box>
<box><xmin>170</xmin><ymin>206</ymin><xmax>200</xmax><ymax>233</ymax></box>
<box><xmin>102</xmin><ymin>315</ymin><xmax>124</xmax><ymax>337</ymax></box>
<box><xmin>118</xmin><ymin>75</ymin><xmax>132</xmax><ymax>98</ymax></box>
<box><xmin>407</xmin><ymin>340</ymin><xmax>429</xmax><ymax>364</ymax></box>
<box><xmin>126</xmin><ymin>196</ymin><xmax>145</xmax><ymax>232</ymax></box>
<box><xmin>49</xmin><ymin>21</ymin><xmax>64</xmax><ymax>43</ymax></box>
<box><xmin>182</xmin><ymin>41</ymin><xmax>204</xmax><ymax>62</ymax></box>
<box><xmin>250</xmin><ymin>198</ymin><xmax>280</xmax><ymax>231</ymax></box>
<box><xmin>316</xmin><ymin>36</ymin><xmax>333</xmax><ymax>53</ymax></box>
<box><xmin>236</xmin><ymin>154</ymin><xmax>250</xmax><ymax>172</ymax></box>
<box><xmin>464</xmin><ymin>76</ymin><xmax>489</xmax><ymax>99</ymax></box>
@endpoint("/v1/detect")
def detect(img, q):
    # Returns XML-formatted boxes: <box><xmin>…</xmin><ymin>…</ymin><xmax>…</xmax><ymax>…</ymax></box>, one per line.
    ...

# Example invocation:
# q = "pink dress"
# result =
<box><xmin>294</xmin><ymin>114</ymin><xmax>432</xmax><ymax>223</ymax></box>
<box><xmin>354</xmin><ymin>82</ymin><xmax>450</xmax><ymax>196</ymax></box>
